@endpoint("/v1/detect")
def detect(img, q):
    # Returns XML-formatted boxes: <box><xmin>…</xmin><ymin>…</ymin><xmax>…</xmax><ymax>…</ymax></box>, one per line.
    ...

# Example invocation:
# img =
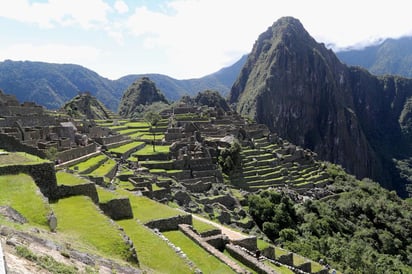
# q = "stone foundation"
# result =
<box><xmin>145</xmin><ymin>214</ymin><xmax>192</xmax><ymax>232</ymax></box>
<box><xmin>99</xmin><ymin>198</ymin><xmax>133</xmax><ymax>220</ymax></box>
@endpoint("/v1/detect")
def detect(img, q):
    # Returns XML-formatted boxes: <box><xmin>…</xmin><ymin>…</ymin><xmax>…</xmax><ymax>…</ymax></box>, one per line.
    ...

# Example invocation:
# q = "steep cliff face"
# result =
<box><xmin>118</xmin><ymin>77</ymin><xmax>168</xmax><ymax>117</ymax></box>
<box><xmin>230</xmin><ymin>17</ymin><xmax>412</xmax><ymax>195</ymax></box>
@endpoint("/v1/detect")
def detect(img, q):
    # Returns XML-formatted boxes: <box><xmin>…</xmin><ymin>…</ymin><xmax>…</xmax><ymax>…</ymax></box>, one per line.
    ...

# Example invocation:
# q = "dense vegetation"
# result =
<box><xmin>247</xmin><ymin>164</ymin><xmax>412</xmax><ymax>273</ymax></box>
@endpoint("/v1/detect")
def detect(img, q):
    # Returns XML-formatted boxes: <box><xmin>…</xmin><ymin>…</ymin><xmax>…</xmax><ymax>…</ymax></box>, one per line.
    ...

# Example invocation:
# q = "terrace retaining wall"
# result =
<box><xmin>0</xmin><ymin>133</ymin><xmax>46</xmax><ymax>159</ymax></box>
<box><xmin>57</xmin><ymin>143</ymin><xmax>97</xmax><ymax>163</ymax></box>
<box><xmin>145</xmin><ymin>214</ymin><xmax>192</xmax><ymax>232</ymax></box>
<box><xmin>0</xmin><ymin>162</ymin><xmax>57</xmax><ymax>199</ymax></box>
<box><xmin>99</xmin><ymin>198</ymin><xmax>133</xmax><ymax>220</ymax></box>
<box><xmin>55</xmin><ymin>183</ymin><xmax>98</xmax><ymax>203</ymax></box>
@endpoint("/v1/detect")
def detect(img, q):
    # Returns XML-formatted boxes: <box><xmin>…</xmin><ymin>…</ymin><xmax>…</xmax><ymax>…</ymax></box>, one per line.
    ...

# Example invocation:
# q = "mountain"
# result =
<box><xmin>0</xmin><ymin>57</ymin><xmax>246</xmax><ymax>111</ymax></box>
<box><xmin>229</xmin><ymin>16</ymin><xmax>412</xmax><ymax>197</ymax></box>
<box><xmin>0</xmin><ymin>60</ymin><xmax>125</xmax><ymax>111</ymax></box>
<box><xmin>118</xmin><ymin>77</ymin><xmax>169</xmax><ymax>118</ymax></box>
<box><xmin>337</xmin><ymin>36</ymin><xmax>412</xmax><ymax>78</ymax></box>
<box><xmin>60</xmin><ymin>92</ymin><xmax>114</xmax><ymax>120</ymax></box>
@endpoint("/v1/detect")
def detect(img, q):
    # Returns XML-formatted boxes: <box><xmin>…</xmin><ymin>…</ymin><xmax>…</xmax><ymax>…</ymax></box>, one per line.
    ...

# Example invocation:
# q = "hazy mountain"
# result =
<box><xmin>337</xmin><ymin>36</ymin><xmax>412</xmax><ymax>78</ymax></box>
<box><xmin>230</xmin><ymin>16</ymin><xmax>412</xmax><ymax>197</ymax></box>
<box><xmin>0</xmin><ymin>56</ymin><xmax>246</xmax><ymax>111</ymax></box>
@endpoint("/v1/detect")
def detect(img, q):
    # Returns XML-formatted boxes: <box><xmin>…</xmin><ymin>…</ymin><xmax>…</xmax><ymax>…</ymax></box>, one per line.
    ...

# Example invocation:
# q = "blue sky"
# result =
<box><xmin>0</xmin><ymin>0</ymin><xmax>411</xmax><ymax>80</ymax></box>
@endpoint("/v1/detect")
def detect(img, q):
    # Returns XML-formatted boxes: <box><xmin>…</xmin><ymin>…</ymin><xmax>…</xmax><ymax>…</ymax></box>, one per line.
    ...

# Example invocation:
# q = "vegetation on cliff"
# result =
<box><xmin>247</xmin><ymin>164</ymin><xmax>412</xmax><ymax>273</ymax></box>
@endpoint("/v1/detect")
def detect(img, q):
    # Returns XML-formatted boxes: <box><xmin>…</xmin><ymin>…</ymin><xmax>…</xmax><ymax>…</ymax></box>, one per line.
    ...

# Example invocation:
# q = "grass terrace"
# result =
<box><xmin>133</xmin><ymin>144</ymin><xmax>170</xmax><ymax>156</ymax></box>
<box><xmin>96</xmin><ymin>185</ymin><xmax>121</xmax><ymax>203</ymax></box>
<box><xmin>88</xmin><ymin>158</ymin><xmax>116</xmax><ymax>177</ymax></box>
<box><xmin>109</xmin><ymin>141</ymin><xmax>145</xmax><ymax>155</ymax></box>
<box><xmin>124</xmin><ymin>121</ymin><xmax>150</xmax><ymax>128</ymax></box>
<box><xmin>56</xmin><ymin>171</ymin><xmax>89</xmax><ymax>186</ymax></box>
<box><xmin>138</xmin><ymin>133</ymin><xmax>165</xmax><ymax>141</ymax></box>
<box><xmin>163</xmin><ymin>230</ymin><xmax>236</xmax><ymax>273</ymax></box>
<box><xmin>192</xmin><ymin>218</ymin><xmax>219</xmax><ymax>234</ymax></box>
<box><xmin>0</xmin><ymin>174</ymin><xmax>50</xmax><ymax>227</ymax></box>
<box><xmin>117</xmin><ymin>219</ymin><xmax>193</xmax><ymax>273</ymax></box>
<box><xmin>68</xmin><ymin>154</ymin><xmax>107</xmax><ymax>173</ymax></box>
<box><xmin>116</xmin><ymin>189</ymin><xmax>182</xmax><ymax>222</ymax></box>
<box><xmin>0</xmin><ymin>151</ymin><xmax>48</xmax><ymax>167</ymax></box>
<box><xmin>51</xmin><ymin>196</ymin><xmax>132</xmax><ymax>261</ymax></box>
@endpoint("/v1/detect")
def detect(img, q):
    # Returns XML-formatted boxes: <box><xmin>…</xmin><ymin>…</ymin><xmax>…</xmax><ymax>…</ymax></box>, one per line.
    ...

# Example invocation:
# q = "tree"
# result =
<box><xmin>144</xmin><ymin>111</ymin><xmax>161</xmax><ymax>152</ymax></box>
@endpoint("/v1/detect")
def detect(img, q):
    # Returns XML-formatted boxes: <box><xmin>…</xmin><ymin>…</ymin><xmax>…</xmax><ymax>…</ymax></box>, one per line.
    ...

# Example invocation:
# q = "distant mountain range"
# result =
<box><xmin>336</xmin><ymin>36</ymin><xmax>412</xmax><ymax>78</ymax></box>
<box><xmin>0</xmin><ymin>55</ymin><xmax>247</xmax><ymax>111</ymax></box>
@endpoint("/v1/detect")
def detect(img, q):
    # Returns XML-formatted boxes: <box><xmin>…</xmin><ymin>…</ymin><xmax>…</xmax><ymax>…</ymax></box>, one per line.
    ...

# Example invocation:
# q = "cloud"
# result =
<box><xmin>0</xmin><ymin>0</ymin><xmax>111</xmax><ymax>29</ymax></box>
<box><xmin>114</xmin><ymin>0</ymin><xmax>129</xmax><ymax>14</ymax></box>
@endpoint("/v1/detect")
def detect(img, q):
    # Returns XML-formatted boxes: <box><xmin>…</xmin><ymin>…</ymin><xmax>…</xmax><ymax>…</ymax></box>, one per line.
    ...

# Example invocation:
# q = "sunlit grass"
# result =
<box><xmin>117</xmin><ymin>219</ymin><xmax>192</xmax><ymax>273</ymax></box>
<box><xmin>51</xmin><ymin>196</ymin><xmax>131</xmax><ymax>261</ymax></box>
<box><xmin>164</xmin><ymin>230</ymin><xmax>235</xmax><ymax>273</ymax></box>
<box><xmin>56</xmin><ymin>171</ymin><xmax>89</xmax><ymax>186</ymax></box>
<box><xmin>0</xmin><ymin>174</ymin><xmax>49</xmax><ymax>227</ymax></box>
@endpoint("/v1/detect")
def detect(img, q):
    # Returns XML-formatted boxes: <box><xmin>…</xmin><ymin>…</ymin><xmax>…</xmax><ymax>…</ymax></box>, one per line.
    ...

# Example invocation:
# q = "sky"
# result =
<box><xmin>0</xmin><ymin>0</ymin><xmax>411</xmax><ymax>80</ymax></box>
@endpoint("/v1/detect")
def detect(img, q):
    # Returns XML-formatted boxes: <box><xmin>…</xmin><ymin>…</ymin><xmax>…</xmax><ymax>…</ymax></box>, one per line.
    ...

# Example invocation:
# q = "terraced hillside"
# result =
<box><xmin>236</xmin><ymin>137</ymin><xmax>331</xmax><ymax>192</ymax></box>
<box><xmin>2</xmin><ymin>103</ymin><xmax>374</xmax><ymax>273</ymax></box>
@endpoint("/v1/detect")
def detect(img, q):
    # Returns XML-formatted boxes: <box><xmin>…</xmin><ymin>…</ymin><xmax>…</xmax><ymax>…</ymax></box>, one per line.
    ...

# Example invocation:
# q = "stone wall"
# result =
<box><xmin>145</xmin><ymin>214</ymin><xmax>192</xmax><ymax>232</ymax></box>
<box><xmin>57</xmin><ymin>143</ymin><xmax>97</xmax><ymax>163</ymax></box>
<box><xmin>99</xmin><ymin>198</ymin><xmax>133</xmax><ymax>220</ymax></box>
<box><xmin>178</xmin><ymin>224</ymin><xmax>246</xmax><ymax>273</ymax></box>
<box><xmin>95</xmin><ymin>134</ymin><xmax>126</xmax><ymax>146</ymax></box>
<box><xmin>182</xmin><ymin>181</ymin><xmax>212</xmax><ymax>193</ymax></box>
<box><xmin>54</xmin><ymin>183</ymin><xmax>98</xmax><ymax>203</ymax></box>
<box><xmin>225</xmin><ymin>244</ymin><xmax>275</xmax><ymax>274</ymax></box>
<box><xmin>0</xmin><ymin>115</ymin><xmax>57</xmax><ymax>128</ymax></box>
<box><xmin>0</xmin><ymin>133</ymin><xmax>46</xmax><ymax>159</ymax></box>
<box><xmin>0</xmin><ymin>162</ymin><xmax>57</xmax><ymax>199</ymax></box>
<box><xmin>143</xmin><ymin>188</ymin><xmax>170</xmax><ymax>201</ymax></box>
<box><xmin>231</xmin><ymin>236</ymin><xmax>257</xmax><ymax>252</ymax></box>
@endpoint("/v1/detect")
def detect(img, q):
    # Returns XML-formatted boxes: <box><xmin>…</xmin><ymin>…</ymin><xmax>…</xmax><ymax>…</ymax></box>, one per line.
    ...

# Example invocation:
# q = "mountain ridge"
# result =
<box><xmin>0</xmin><ymin>56</ymin><xmax>246</xmax><ymax>111</ymax></box>
<box><xmin>230</xmin><ymin>16</ymin><xmax>412</xmax><ymax>197</ymax></box>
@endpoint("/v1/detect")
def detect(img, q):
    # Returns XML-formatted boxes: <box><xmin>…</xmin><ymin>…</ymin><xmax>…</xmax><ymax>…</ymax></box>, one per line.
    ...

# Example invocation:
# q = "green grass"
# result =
<box><xmin>56</xmin><ymin>171</ymin><xmax>89</xmax><ymax>186</ymax></box>
<box><xmin>88</xmin><ymin>158</ymin><xmax>116</xmax><ymax>177</ymax></box>
<box><xmin>117</xmin><ymin>219</ymin><xmax>193</xmax><ymax>273</ymax></box>
<box><xmin>51</xmin><ymin>196</ymin><xmax>131</xmax><ymax>261</ymax></box>
<box><xmin>257</xmin><ymin>239</ymin><xmax>271</xmax><ymax>250</ymax></box>
<box><xmin>133</xmin><ymin>145</ymin><xmax>170</xmax><ymax>156</ymax></box>
<box><xmin>192</xmin><ymin>218</ymin><xmax>219</xmax><ymax>233</ymax></box>
<box><xmin>275</xmin><ymin>247</ymin><xmax>289</xmax><ymax>258</ymax></box>
<box><xmin>109</xmin><ymin>141</ymin><xmax>145</xmax><ymax>154</ymax></box>
<box><xmin>138</xmin><ymin>134</ymin><xmax>165</xmax><ymax>141</ymax></box>
<box><xmin>117</xmin><ymin>128</ymin><xmax>141</xmax><ymax>135</ymax></box>
<box><xmin>96</xmin><ymin>185</ymin><xmax>120</xmax><ymax>203</ymax></box>
<box><xmin>69</xmin><ymin>154</ymin><xmax>107</xmax><ymax>173</ymax></box>
<box><xmin>116</xmin><ymin>189</ymin><xmax>182</xmax><ymax>222</ymax></box>
<box><xmin>0</xmin><ymin>174</ymin><xmax>49</xmax><ymax>226</ymax></box>
<box><xmin>0</xmin><ymin>151</ymin><xmax>48</xmax><ymax>166</ymax></box>
<box><xmin>164</xmin><ymin>230</ymin><xmax>236</xmax><ymax>273</ymax></box>
<box><xmin>124</xmin><ymin>121</ymin><xmax>150</xmax><ymax>128</ymax></box>
<box><xmin>263</xmin><ymin>260</ymin><xmax>294</xmax><ymax>274</ymax></box>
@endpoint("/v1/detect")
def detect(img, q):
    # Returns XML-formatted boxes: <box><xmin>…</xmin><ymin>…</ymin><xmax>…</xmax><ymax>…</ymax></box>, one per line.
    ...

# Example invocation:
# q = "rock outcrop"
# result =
<box><xmin>118</xmin><ymin>77</ymin><xmax>168</xmax><ymax>117</ymax></box>
<box><xmin>61</xmin><ymin>92</ymin><xmax>113</xmax><ymax>120</ymax></box>
<box><xmin>229</xmin><ymin>16</ymin><xmax>412</xmax><ymax>196</ymax></box>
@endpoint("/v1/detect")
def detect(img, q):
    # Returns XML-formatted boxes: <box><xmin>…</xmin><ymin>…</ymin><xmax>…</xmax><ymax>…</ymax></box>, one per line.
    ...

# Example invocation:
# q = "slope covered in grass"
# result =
<box><xmin>51</xmin><ymin>196</ymin><xmax>132</xmax><ymax>262</ymax></box>
<box><xmin>0</xmin><ymin>174</ymin><xmax>49</xmax><ymax>227</ymax></box>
